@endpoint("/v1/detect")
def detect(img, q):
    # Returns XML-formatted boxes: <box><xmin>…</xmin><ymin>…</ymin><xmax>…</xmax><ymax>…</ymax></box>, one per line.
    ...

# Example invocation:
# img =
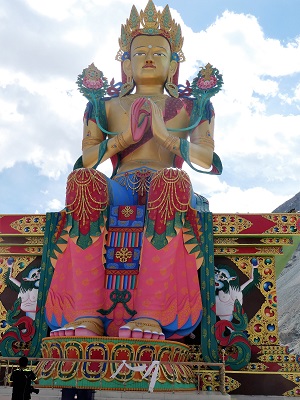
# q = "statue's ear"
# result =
<box><xmin>168</xmin><ymin>60</ymin><xmax>178</xmax><ymax>79</ymax></box>
<box><xmin>120</xmin><ymin>58</ymin><xmax>135</xmax><ymax>97</ymax></box>
<box><xmin>123</xmin><ymin>59</ymin><xmax>132</xmax><ymax>79</ymax></box>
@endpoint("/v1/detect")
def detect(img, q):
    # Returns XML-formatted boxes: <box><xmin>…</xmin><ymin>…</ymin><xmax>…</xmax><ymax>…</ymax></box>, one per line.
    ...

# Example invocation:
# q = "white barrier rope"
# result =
<box><xmin>110</xmin><ymin>360</ymin><xmax>160</xmax><ymax>392</ymax></box>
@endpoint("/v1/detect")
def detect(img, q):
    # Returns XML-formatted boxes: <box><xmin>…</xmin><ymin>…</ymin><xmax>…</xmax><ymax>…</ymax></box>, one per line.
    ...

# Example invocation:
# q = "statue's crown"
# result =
<box><xmin>116</xmin><ymin>0</ymin><xmax>185</xmax><ymax>63</ymax></box>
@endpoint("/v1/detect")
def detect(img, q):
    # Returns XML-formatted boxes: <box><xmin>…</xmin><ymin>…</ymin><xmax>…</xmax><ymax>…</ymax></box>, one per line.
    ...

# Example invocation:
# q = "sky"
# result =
<box><xmin>1</xmin><ymin>0</ymin><xmax>300</xmax><ymax>214</ymax></box>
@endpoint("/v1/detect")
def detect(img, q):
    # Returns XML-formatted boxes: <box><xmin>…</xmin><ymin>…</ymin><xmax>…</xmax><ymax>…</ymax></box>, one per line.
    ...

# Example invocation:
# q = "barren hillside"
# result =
<box><xmin>273</xmin><ymin>197</ymin><xmax>300</xmax><ymax>353</ymax></box>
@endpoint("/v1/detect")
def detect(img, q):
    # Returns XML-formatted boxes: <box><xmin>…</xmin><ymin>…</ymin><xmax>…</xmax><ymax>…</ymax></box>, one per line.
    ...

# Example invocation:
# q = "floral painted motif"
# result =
<box><xmin>82</xmin><ymin>63</ymin><xmax>104</xmax><ymax>89</ymax></box>
<box><xmin>197</xmin><ymin>75</ymin><xmax>217</xmax><ymax>90</ymax></box>
<box><xmin>76</xmin><ymin>63</ymin><xmax>108</xmax><ymax>101</ymax></box>
<box><xmin>192</xmin><ymin>63</ymin><xmax>223</xmax><ymax>96</ymax></box>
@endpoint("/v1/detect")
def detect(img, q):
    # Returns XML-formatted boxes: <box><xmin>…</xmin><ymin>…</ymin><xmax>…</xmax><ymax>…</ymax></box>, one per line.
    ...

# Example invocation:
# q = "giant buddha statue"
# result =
<box><xmin>45</xmin><ymin>0</ymin><xmax>222</xmax><ymax>341</ymax></box>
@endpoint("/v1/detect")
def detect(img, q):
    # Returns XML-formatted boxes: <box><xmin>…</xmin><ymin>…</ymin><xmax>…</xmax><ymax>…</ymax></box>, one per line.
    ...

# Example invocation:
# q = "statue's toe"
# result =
<box><xmin>75</xmin><ymin>326</ymin><xmax>98</xmax><ymax>337</ymax></box>
<box><xmin>64</xmin><ymin>327</ymin><xmax>75</xmax><ymax>336</ymax></box>
<box><xmin>50</xmin><ymin>318</ymin><xmax>104</xmax><ymax>337</ymax></box>
<box><xmin>143</xmin><ymin>330</ymin><xmax>152</xmax><ymax>339</ymax></box>
<box><xmin>50</xmin><ymin>329</ymin><xmax>61</xmax><ymax>337</ymax></box>
<box><xmin>118</xmin><ymin>318</ymin><xmax>165</xmax><ymax>340</ymax></box>
<box><xmin>119</xmin><ymin>326</ymin><xmax>131</xmax><ymax>338</ymax></box>
<box><xmin>132</xmin><ymin>328</ymin><xmax>143</xmax><ymax>339</ymax></box>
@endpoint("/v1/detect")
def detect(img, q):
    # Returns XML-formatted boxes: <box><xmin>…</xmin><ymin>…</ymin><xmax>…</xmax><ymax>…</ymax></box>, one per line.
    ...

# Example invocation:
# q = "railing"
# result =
<box><xmin>0</xmin><ymin>356</ymin><xmax>226</xmax><ymax>395</ymax></box>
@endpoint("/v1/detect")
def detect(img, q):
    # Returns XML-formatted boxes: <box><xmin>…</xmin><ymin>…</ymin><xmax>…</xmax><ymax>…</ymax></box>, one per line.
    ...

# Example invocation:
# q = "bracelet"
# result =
<box><xmin>163</xmin><ymin>134</ymin><xmax>178</xmax><ymax>151</ymax></box>
<box><xmin>118</xmin><ymin>132</ymin><xmax>129</xmax><ymax>149</ymax></box>
<box><xmin>112</xmin><ymin>133</ymin><xmax>129</xmax><ymax>151</ymax></box>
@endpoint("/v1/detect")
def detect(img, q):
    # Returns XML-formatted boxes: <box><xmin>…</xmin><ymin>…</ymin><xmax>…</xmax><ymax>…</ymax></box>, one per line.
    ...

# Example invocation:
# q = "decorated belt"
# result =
<box><xmin>112</xmin><ymin>168</ymin><xmax>156</xmax><ymax>195</ymax></box>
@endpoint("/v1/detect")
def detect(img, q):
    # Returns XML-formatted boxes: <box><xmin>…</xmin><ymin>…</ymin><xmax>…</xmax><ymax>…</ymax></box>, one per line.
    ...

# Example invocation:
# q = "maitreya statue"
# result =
<box><xmin>45</xmin><ymin>0</ymin><xmax>223</xmax><ymax>341</ymax></box>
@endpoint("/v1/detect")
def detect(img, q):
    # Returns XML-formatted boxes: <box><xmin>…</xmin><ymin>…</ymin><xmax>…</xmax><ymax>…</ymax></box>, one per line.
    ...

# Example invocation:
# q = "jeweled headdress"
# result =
<box><xmin>116</xmin><ymin>0</ymin><xmax>185</xmax><ymax>63</ymax></box>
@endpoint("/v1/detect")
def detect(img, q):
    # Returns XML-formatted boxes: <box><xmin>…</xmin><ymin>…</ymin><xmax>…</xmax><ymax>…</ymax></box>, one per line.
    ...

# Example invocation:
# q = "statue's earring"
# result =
<box><xmin>119</xmin><ymin>75</ymin><xmax>134</xmax><ymax>97</ymax></box>
<box><xmin>165</xmin><ymin>77</ymin><xmax>179</xmax><ymax>98</ymax></box>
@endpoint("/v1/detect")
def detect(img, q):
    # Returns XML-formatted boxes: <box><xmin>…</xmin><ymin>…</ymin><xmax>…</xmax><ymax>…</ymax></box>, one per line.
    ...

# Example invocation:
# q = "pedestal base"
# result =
<box><xmin>37</xmin><ymin>336</ymin><xmax>196</xmax><ymax>392</ymax></box>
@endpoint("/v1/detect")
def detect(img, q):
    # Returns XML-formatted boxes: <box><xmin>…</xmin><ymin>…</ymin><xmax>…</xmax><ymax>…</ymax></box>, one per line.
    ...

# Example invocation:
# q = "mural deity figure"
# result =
<box><xmin>45</xmin><ymin>0</ymin><xmax>222</xmax><ymax>341</ymax></box>
<box><xmin>4</xmin><ymin>258</ymin><xmax>40</xmax><ymax>321</ymax></box>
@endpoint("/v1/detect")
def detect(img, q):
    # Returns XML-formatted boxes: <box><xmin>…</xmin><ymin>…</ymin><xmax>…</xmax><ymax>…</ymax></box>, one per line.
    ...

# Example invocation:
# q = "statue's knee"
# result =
<box><xmin>149</xmin><ymin>168</ymin><xmax>192</xmax><ymax>193</ymax></box>
<box><xmin>148</xmin><ymin>168</ymin><xmax>192</xmax><ymax>211</ymax></box>
<box><xmin>66</xmin><ymin>168</ymin><xmax>109</xmax><ymax>215</ymax></box>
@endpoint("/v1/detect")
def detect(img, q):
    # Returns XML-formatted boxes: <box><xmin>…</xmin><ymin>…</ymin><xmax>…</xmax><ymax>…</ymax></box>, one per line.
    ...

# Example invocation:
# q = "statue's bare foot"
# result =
<box><xmin>50</xmin><ymin>318</ymin><xmax>104</xmax><ymax>337</ymax></box>
<box><xmin>119</xmin><ymin>318</ymin><xmax>165</xmax><ymax>340</ymax></box>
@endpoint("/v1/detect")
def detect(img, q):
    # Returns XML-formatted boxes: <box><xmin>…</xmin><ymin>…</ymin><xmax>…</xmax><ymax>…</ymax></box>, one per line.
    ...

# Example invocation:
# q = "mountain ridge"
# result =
<box><xmin>273</xmin><ymin>193</ymin><xmax>300</xmax><ymax>353</ymax></box>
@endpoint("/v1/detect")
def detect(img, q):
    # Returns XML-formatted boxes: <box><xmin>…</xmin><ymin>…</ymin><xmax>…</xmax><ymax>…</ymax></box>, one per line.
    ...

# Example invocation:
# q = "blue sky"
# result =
<box><xmin>1</xmin><ymin>0</ymin><xmax>300</xmax><ymax>214</ymax></box>
<box><xmin>159</xmin><ymin>0</ymin><xmax>300</xmax><ymax>42</ymax></box>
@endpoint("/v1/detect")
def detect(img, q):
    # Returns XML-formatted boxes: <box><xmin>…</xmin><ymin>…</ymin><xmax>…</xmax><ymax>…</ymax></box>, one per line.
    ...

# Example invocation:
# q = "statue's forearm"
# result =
<box><xmin>188</xmin><ymin>141</ymin><xmax>214</xmax><ymax>169</ymax></box>
<box><xmin>155</xmin><ymin>132</ymin><xmax>214</xmax><ymax>170</ymax></box>
<box><xmin>82</xmin><ymin>130</ymin><xmax>135</xmax><ymax>168</ymax></box>
<box><xmin>187</xmin><ymin>116</ymin><xmax>215</xmax><ymax>169</ymax></box>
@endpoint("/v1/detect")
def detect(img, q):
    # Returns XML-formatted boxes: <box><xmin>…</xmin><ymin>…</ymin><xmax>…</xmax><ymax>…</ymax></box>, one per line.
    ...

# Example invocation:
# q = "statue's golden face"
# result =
<box><xmin>129</xmin><ymin>35</ymin><xmax>172</xmax><ymax>86</ymax></box>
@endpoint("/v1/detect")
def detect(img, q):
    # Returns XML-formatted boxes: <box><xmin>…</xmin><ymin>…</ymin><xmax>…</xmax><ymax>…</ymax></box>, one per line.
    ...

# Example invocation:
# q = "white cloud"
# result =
<box><xmin>208</xmin><ymin>186</ymin><xmax>291</xmax><ymax>214</ymax></box>
<box><xmin>25</xmin><ymin>0</ymin><xmax>84</xmax><ymax>21</ymax></box>
<box><xmin>63</xmin><ymin>29</ymin><xmax>93</xmax><ymax>47</ymax></box>
<box><xmin>47</xmin><ymin>198</ymin><xmax>64</xmax><ymax>211</ymax></box>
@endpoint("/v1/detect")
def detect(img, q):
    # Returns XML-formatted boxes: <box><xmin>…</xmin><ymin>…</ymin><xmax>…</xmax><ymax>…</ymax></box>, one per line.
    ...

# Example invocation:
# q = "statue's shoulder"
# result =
<box><xmin>105</xmin><ymin>96</ymin><xmax>119</xmax><ymax>105</ymax></box>
<box><xmin>104</xmin><ymin>96</ymin><xmax>120</xmax><ymax>115</ymax></box>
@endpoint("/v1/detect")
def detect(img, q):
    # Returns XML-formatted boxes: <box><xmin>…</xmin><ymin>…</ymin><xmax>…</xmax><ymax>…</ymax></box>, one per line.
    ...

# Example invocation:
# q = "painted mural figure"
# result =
<box><xmin>4</xmin><ymin>258</ymin><xmax>40</xmax><ymax>321</ymax></box>
<box><xmin>45</xmin><ymin>0</ymin><xmax>223</xmax><ymax>340</ymax></box>
<box><xmin>214</xmin><ymin>262</ymin><xmax>260</xmax><ymax>322</ymax></box>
